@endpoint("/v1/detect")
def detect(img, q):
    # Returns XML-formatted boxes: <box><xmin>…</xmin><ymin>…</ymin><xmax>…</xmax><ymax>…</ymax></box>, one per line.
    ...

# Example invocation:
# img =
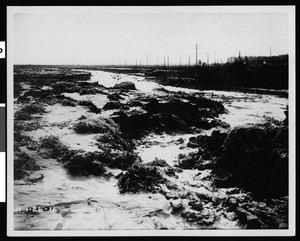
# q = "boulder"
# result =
<box><xmin>215</xmin><ymin>124</ymin><xmax>288</xmax><ymax>199</ymax></box>
<box><xmin>112</xmin><ymin>82</ymin><xmax>136</xmax><ymax>90</ymax></box>
<box><xmin>103</xmin><ymin>101</ymin><xmax>122</xmax><ymax>110</ymax></box>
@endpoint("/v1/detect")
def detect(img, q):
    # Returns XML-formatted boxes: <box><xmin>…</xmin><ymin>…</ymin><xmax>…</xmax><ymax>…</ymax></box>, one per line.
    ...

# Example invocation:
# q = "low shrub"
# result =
<box><xmin>118</xmin><ymin>163</ymin><xmax>165</xmax><ymax>194</ymax></box>
<box><xmin>73</xmin><ymin>117</ymin><xmax>118</xmax><ymax>134</ymax></box>
<box><xmin>14</xmin><ymin>151</ymin><xmax>40</xmax><ymax>180</ymax></box>
<box><xmin>39</xmin><ymin>135</ymin><xmax>69</xmax><ymax>158</ymax></box>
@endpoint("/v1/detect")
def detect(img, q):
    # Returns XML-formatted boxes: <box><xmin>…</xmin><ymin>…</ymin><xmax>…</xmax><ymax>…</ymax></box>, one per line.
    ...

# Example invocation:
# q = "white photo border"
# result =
<box><xmin>6</xmin><ymin>5</ymin><xmax>296</xmax><ymax>236</ymax></box>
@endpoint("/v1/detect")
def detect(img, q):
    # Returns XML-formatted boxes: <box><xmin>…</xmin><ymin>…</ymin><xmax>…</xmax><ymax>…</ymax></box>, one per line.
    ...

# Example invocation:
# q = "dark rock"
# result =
<box><xmin>112</xmin><ymin>82</ymin><xmax>136</xmax><ymax>90</ymax></box>
<box><xmin>103</xmin><ymin>101</ymin><xmax>122</xmax><ymax>110</ymax></box>
<box><xmin>128</xmin><ymin>100</ymin><xmax>145</xmax><ymax>108</ymax></box>
<box><xmin>177</xmin><ymin>130</ymin><xmax>228</xmax><ymax>170</ymax></box>
<box><xmin>225</xmin><ymin>197</ymin><xmax>239</xmax><ymax>211</ymax></box>
<box><xmin>164</xmin><ymin>191</ymin><xmax>179</xmax><ymax>200</ymax></box>
<box><xmin>214</xmin><ymin>124</ymin><xmax>288</xmax><ymax>199</ymax></box>
<box><xmin>235</xmin><ymin>207</ymin><xmax>263</xmax><ymax>229</ymax></box>
<box><xmin>78</xmin><ymin>115</ymin><xmax>87</xmax><ymax>120</ymax></box>
<box><xmin>186</xmin><ymin>141</ymin><xmax>199</xmax><ymax>148</ymax></box>
<box><xmin>61</xmin><ymin>99</ymin><xmax>76</xmax><ymax>107</ymax></box>
<box><xmin>283</xmin><ymin>106</ymin><xmax>288</xmax><ymax>126</ymax></box>
<box><xmin>147</xmin><ymin>158</ymin><xmax>169</xmax><ymax>167</ymax></box>
<box><xmin>189</xmin><ymin>200</ymin><xmax>203</xmax><ymax>211</ymax></box>
<box><xmin>195</xmin><ymin>160</ymin><xmax>215</xmax><ymax>170</ymax></box>
<box><xmin>170</xmin><ymin>199</ymin><xmax>184</xmax><ymax>214</ymax></box>
<box><xmin>78</xmin><ymin>100</ymin><xmax>101</xmax><ymax>114</ymax></box>
<box><xmin>165</xmin><ymin>181</ymin><xmax>178</xmax><ymax>190</ymax></box>
<box><xmin>181</xmin><ymin>210</ymin><xmax>215</xmax><ymax>225</ymax></box>
<box><xmin>108</xmin><ymin>93</ymin><xmax>124</xmax><ymax>101</ymax></box>
<box><xmin>79</xmin><ymin>88</ymin><xmax>98</xmax><ymax>95</ymax></box>
<box><xmin>175</xmin><ymin>138</ymin><xmax>184</xmax><ymax>145</ymax></box>
<box><xmin>214</xmin><ymin>174</ymin><xmax>235</xmax><ymax>188</ymax></box>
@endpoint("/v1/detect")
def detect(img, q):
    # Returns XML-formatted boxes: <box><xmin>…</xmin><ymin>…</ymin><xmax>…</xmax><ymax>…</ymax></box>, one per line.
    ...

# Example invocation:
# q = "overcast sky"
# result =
<box><xmin>12</xmin><ymin>7</ymin><xmax>290</xmax><ymax>65</ymax></box>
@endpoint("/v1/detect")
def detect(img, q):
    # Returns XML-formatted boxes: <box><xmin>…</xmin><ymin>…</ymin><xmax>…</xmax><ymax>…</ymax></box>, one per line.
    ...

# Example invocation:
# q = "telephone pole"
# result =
<box><xmin>188</xmin><ymin>55</ymin><xmax>190</xmax><ymax>66</ymax></box>
<box><xmin>196</xmin><ymin>43</ymin><xmax>198</xmax><ymax>66</ymax></box>
<box><xmin>146</xmin><ymin>55</ymin><xmax>148</xmax><ymax>66</ymax></box>
<box><xmin>207</xmin><ymin>53</ymin><xmax>209</xmax><ymax>65</ymax></box>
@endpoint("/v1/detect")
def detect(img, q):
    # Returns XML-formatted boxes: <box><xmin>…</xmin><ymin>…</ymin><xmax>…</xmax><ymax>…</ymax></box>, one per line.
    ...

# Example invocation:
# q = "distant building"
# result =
<box><xmin>227</xmin><ymin>57</ymin><xmax>236</xmax><ymax>63</ymax></box>
<box><xmin>226</xmin><ymin>54</ymin><xmax>288</xmax><ymax>66</ymax></box>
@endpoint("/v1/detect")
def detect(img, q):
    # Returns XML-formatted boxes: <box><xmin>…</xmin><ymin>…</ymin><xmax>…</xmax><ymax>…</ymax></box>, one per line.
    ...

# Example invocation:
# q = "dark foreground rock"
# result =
<box><xmin>214</xmin><ymin>123</ymin><xmax>288</xmax><ymax>199</ymax></box>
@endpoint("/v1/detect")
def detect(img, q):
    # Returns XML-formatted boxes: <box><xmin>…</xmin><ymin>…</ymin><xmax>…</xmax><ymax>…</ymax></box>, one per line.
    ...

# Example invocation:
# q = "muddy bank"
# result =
<box><xmin>13</xmin><ymin>66</ymin><xmax>289</xmax><ymax>230</ymax></box>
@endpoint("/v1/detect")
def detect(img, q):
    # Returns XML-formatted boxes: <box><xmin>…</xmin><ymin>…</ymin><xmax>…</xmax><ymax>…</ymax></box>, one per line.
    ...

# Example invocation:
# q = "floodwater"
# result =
<box><xmin>14</xmin><ymin>70</ymin><xmax>288</xmax><ymax>230</ymax></box>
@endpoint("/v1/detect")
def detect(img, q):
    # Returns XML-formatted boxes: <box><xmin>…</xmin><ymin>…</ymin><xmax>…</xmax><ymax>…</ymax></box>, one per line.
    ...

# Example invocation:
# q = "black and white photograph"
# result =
<box><xmin>6</xmin><ymin>6</ymin><xmax>295</xmax><ymax>236</ymax></box>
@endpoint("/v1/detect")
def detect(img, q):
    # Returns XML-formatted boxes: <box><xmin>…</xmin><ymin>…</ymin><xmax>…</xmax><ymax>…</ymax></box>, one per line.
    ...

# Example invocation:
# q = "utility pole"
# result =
<box><xmin>207</xmin><ymin>53</ymin><xmax>209</xmax><ymax>65</ymax></box>
<box><xmin>167</xmin><ymin>56</ymin><xmax>169</xmax><ymax>68</ymax></box>
<box><xmin>196</xmin><ymin>43</ymin><xmax>198</xmax><ymax>66</ymax></box>
<box><xmin>188</xmin><ymin>55</ymin><xmax>190</xmax><ymax>67</ymax></box>
<box><xmin>270</xmin><ymin>46</ymin><xmax>272</xmax><ymax>57</ymax></box>
<box><xmin>180</xmin><ymin>56</ymin><xmax>181</xmax><ymax>66</ymax></box>
<box><xmin>164</xmin><ymin>57</ymin><xmax>166</xmax><ymax>66</ymax></box>
<box><xmin>214</xmin><ymin>52</ymin><xmax>216</xmax><ymax>64</ymax></box>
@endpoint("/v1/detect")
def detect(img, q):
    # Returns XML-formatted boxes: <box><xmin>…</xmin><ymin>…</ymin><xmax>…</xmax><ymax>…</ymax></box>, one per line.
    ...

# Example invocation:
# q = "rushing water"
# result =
<box><xmin>14</xmin><ymin>69</ymin><xmax>288</xmax><ymax>230</ymax></box>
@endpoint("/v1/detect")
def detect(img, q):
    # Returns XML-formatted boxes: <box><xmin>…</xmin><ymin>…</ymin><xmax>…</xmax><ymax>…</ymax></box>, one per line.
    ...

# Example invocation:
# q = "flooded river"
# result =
<box><xmin>14</xmin><ymin>70</ymin><xmax>288</xmax><ymax>230</ymax></box>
